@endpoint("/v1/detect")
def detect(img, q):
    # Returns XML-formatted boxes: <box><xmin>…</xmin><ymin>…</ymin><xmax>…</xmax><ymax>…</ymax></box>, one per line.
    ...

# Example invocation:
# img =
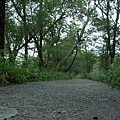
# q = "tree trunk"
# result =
<box><xmin>95</xmin><ymin>0</ymin><xmax>119</xmax><ymax>65</ymax></box>
<box><xmin>45</xmin><ymin>50</ymin><xmax>51</xmax><ymax>69</ymax></box>
<box><xmin>56</xmin><ymin>16</ymin><xmax>90</xmax><ymax>71</ymax></box>
<box><xmin>0</xmin><ymin>0</ymin><xmax>5</xmax><ymax>59</ymax></box>
<box><xmin>22</xmin><ymin>0</ymin><xmax>28</xmax><ymax>60</ymax></box>
<box><xmin>37</xmin><ymin>0</ymin><xmax>44</xmax><ymax>69</ymax></box>
<box><xmin>36</xmin><ymin>0</ymin><xmax>67</xmax><ymax>70</ymax></box>
<box><xmin>110</xmin><ymin>0</ymin><xmax>119</xmax><ymax>64</ymax></box>
<box><xmin>34</xmin><ymin>35</ymin><xmax>44</xmax><ymax>70</ymax></box>
<box><xmin>64</xmin><ymin>46</ymin><xmax>78</xmax><ymax>72</ymax></box>
<box><xmin>38</xmin><ymin>34</ymin><xmax>44</xmax><ymax>69</ymax></box>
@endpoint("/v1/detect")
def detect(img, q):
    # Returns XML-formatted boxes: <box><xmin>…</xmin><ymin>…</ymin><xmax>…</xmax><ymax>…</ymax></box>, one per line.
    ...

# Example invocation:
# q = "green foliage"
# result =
<box><xmin>0</xmin><ymin>71</ymin><xmax>9</xmax><ymax>86</ymax></box>
<box><xmin>0</xmin><ymin>61</ymin><xmax>28</xmax><ymax>84</ymax></box>
<box><xmin>106</xmin><ymin>64</ymin><xmax>120</xmax><ymax>88</ymax></box>
<box><xmin>89</xmin><ymin>69</ymin><xmax>107</xmax><ymax>82</ymax></box>
<box><xmin>88</xmin><ymin>57</ymin><xmax>120</xmax><ymax>89</ymax></box>
<box><xmin>39</xmin><ymin>70</ymin><xmax>71</xmax><ymax>81</ymax></box>
<box><xmin>75</xmin><ymin>73</ymin><xmax>89</xmax><ymax>79</ymax></box>
<box><xmin>2</xmin><ymin>0</ymin><xmax>119</xmax><ymax>89</ymax></box>
<box><xmin>71</xmin><ymin>50</ymin><xmax>97</xmax><ymax>75</ymax></box>
<box><xmin>75</xmin><ymin>55</ymin><xmax>120</xmax><ymax>89</ymax></box>
<box><xmin>0</xmin><ymin>57</ymin><xmax>71</xmax><ymax>86</ymax></box>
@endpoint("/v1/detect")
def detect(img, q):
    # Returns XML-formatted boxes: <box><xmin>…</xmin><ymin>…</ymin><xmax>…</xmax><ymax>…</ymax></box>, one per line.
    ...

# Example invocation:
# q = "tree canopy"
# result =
<box><xmin>0</xmin><ymin>0</ymin><xmax>120</xmax><ymax>88</ymax></box>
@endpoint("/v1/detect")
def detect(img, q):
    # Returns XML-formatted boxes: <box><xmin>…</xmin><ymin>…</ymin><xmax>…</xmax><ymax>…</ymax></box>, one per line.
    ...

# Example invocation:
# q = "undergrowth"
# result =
<box><xmin>0</xmin><ymin>60</ymin><xmax>71</xmax><ymax>86</ymax></box>
<box><xmin>76</xmin><ymin>64</ymin><xmax>120</xmax><ymax>89</ymax></box>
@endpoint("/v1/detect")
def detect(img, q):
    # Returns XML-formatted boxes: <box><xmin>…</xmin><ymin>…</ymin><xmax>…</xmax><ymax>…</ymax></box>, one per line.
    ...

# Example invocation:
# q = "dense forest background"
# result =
<box><xmin>0</xmin><ymin>0</ymin><xmax>120</xmax><ymax>88</ymax></box>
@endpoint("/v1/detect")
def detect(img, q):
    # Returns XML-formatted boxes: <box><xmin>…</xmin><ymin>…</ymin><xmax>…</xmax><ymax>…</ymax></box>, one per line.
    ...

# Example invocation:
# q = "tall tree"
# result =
<box><xmin>56</xmin><ymin>17</ymin><xmax>90</xmax><ymax>71</ymax></box>
<box><xmin>10</xmin><ymin>0</ymin><xmax>40</xmax><ymax>62</ymax></box>
<box><xmin>94</xmin><ymin>0</ymin><xmax>120</xmax><ymax>65</ymax></box>
<box><xmin>56</xmin><ymin>0</ymin><xmax>93</xmax><ymax>71</ymax></box>
<box><xmin>0</xmin><ymin>0</ymin><xmax>5</xmax><ymax>59</ymax></box>
<box><xmin>33</xmin><ymin>0</ymin><xmax>72</xmax><ymax>70</ymax></box>
<box><xmin>22</xmin><ymin>0</ymin><xmax>28</xmax><ymax>60</ymax></box>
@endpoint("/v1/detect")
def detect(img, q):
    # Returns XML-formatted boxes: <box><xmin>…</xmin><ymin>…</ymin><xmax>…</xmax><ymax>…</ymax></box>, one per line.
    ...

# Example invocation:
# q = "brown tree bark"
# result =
<box><xmin>0</xmin><ymin>0</ymin><xmax>5</xmax><ymax>59</ymax></box>
<box><xmin>22</xmin><ymin>0</ymin><xmax>28</xmax><ymax>60</ymax></box>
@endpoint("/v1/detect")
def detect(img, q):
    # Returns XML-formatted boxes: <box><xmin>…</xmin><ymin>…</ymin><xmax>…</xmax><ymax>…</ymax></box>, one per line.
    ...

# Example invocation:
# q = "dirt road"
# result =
<box><xmin>0</xmin><ymin>79</ymin><xmax>120</xmax><ymax>120</ymax></box>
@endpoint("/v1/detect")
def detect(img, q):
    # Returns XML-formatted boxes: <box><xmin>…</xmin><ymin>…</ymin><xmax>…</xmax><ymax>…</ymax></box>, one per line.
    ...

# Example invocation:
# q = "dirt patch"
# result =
<box><xmin>0</xmin><ymin>79</ymin><xmax>120</xmax><ymax>120</ymax></box>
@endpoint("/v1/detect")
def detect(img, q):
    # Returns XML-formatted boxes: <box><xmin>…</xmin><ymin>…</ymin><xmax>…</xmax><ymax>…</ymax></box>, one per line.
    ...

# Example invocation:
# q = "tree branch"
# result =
<box><xmin>56</xmin><ymin>15</ymin><xmax>90</xmax><ymax>71</ymax></box>
<box><xmin>11</xmin><ymin>0</ymin><xmax>23</xmax><ymax>21</ymax></box>
<box><xmin>42</xmin><ymin>6</ymin><xmax>70</xmax><ymax>38</ymax></box>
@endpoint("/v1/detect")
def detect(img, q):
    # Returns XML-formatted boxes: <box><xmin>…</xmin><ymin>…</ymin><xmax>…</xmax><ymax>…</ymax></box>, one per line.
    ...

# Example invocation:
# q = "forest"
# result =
<box><xmin>0</xmin><ymin>0</ymin><xmax>120</xmax><ymax>88</ymax></box>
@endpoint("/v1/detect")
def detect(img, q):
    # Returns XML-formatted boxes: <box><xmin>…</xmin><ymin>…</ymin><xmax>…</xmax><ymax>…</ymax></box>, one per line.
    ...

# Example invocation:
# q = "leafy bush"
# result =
<box><xmin>75</xmin><ymin>73</ymin><xmax>89</xmax><ymax>79</ymax></box>
<box><xmin>89</xmin><ymin>69</ymin><xmax>107</xmax><ymax>82</ymax></box>
<box><xmin>0</xmin><ymin>71</ymin><xmax>9</xmax><ymax>86</ymax></box>
<box><xmin>106</xmin><ymin>64</ymin><xmax>120</xmax><ymax>88</ymax></box>
<box><xmin>39</xmin><ymin>70</ymin><xmax>71</xmax><ymax>81</ymax></box>
<box><xmin>0</xmin><ymin>61</ymin><xmax>28</xmax><ymax>84</ymax></box>
<box><xmin>88</xmin><ymin>61</ymin><xmax>120</xmax><ymax>89</ymax></box>
<box><xmin>0</xmin><ymin>58</ymin><xmax>72</xmax><ymax>86</ymax></box>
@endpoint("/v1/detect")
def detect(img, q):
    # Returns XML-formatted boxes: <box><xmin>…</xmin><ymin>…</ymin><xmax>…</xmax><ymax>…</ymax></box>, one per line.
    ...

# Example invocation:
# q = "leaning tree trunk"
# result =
<box><xmin>56</xmin><ymin>16</ymin><xmax>90</xmax><ymax>71</ymax></box>
<box><xmin>0</xmin><ymin>0</ymin><xmax>5</xmax><ymax>59</ymax></box>
<box><xmin>64</xmin><ymin>46</ymin><xmax>78</xmax><ymax>72</ymax></box>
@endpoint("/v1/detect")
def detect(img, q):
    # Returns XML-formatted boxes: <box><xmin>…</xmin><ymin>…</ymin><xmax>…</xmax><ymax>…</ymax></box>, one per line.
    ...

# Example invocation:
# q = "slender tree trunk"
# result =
<box><xmin>34</xmin><ymin>35</ymin><xmax>44</xmax><ymax>70</ymax></box>
<box><xmin>64</xmin><ymin>47</ymin><xmax>78</xmax><ymax>72</ymax></box>
<box><xmin>34</xmin><ymin>1</ymin><xmax>67</xmax><ymax>70</ymax></box>
<box><xmin>37</xmin><ymin>0</ymin><xmax>44</xmax><ymax>69</ymax></box>
<box><xmin>56</xmin><ymin>16</ymin><xmax>89</xmax><ymax>71</ymax></box>
<box><xmin>0</xmin><ymin>0</ymin><xmax>5</xmax><ymax>59</ymax></box>
<box><xmin>38</xmin><ymin>34</ymin><xmax>44</xmax><ymax>69</ymax></box>
<box><xmin>45</xmin><ymin>49</ymin><xmax>51</xmax><ymax>69</ymax></box>
<box><xmin>110</xmin><ymin>0</ymin><xmax>119</xmax><ymax>64</ymax></box>
<box><xmin>95</xmin><ymin>0</ymin><xmax>119</xmax><ymax>65</ymax></box>
<box><xmin>22</xmin><ymin>0</ymin><xmax>28</xmax><ymax>60</ymax></box>
<box><xmin>106</xmin><ymin>1</ymin><xmax>119</xmax><ymax>64</ymax></box>
<box><xmin>37</xmin><ymin>0</ymin><xmax>66</xmax><ymax>70</ymax></box>
<box><xmin>106</xmin><ymin>1</ymin><xmax>112</xmax><ymax>63</ymax></box>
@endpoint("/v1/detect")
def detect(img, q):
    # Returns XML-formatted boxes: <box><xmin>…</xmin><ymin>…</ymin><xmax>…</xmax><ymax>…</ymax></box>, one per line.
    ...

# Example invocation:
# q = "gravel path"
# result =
<box><xmin>0</xmin><ymin>79</ymin><xmax>120</xmax><ymax>120</ymax></box>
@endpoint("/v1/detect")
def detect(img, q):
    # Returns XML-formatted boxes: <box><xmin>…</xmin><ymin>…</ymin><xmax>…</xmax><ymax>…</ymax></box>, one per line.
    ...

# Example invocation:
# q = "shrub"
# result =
<box><xmin>75</xmin><ymin>73</ymin><xmax>89</xmax><ymax>79</ymax></box>
<box><xmin>88</xmin><ymin>62</ymin><xmax>120</xmax><ymax>89</ymax></box>
<box><xmin>0</xmin><ymin>71</ymin><xmax>9</xmax><ymax>86</ymax></box>
<box><xmin>107</xmin><ymin>64</ymin><xmax>120</xmax><ymax>88</ymax></box>
<box><xmin>0</xmin><ymin>61</ymin><xmax>28</xmax><ymax>84</ymax></box>
<box><xmin>89</xmin><ymin>69</ymin><xmax>107</xmax><ymax>82</ymax></box>
<box><xmin>0</xmin><ymin>59</ymin><xmax>72</xmax><ymax>86</ymax></box>
<box><xmin>39</xmin><ymin>70</ymin><xmax>72</xmax><ymax>81</ymax></box>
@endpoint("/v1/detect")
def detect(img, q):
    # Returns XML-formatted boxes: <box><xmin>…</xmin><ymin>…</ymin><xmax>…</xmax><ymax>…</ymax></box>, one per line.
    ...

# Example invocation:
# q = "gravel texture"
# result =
<box><xmin>0</xmin><ymin>79</ymin><xmax>120</xmax><ymax>120</ymax></box>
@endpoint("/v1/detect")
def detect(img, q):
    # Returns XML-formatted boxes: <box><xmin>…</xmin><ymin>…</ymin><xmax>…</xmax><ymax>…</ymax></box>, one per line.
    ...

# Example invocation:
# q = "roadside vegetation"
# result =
<box><xmin>75</xmin><ymin>54</ymin><xmax>120</xmax><ymax>89</ymax></box>
<box><xmin>0</xmin><ymin>57</ymin><xmax>71</xmax><ymax>86</ymax></box>
<box><xmin>0</xmin><ymin>0</ymin><xmax>120</xmax><ymax>88</ymax></box>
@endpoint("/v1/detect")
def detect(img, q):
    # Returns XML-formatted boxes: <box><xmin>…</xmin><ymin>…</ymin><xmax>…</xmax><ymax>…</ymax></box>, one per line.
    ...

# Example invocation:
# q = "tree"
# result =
<box><xmin>8</xmin><ymin>0</ymin><xmax>40</xmax><ymax>62</ymax></box>
<box><xmin>94</xmin><ymin>0</ymin><xmax>120</xmax><ymax>66</ymax></box>
<box><xmin>22</xmin><ymin>0</ymin><xmax>28</xmax><ymax>60</ymax></box>
<box><xmin>33</xmin><ymin>0</ymin><xmax>73</xmax><ymax>69</ymax></box>
<box><xmin>56</xmin><ymin>0</ymin><xmax>93</xmax><ymax>71</ymax></box>
<box><xmin>0</xmin><ymin>0</ymin><xmax>5</xmax><ymax>59</ymax></box>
